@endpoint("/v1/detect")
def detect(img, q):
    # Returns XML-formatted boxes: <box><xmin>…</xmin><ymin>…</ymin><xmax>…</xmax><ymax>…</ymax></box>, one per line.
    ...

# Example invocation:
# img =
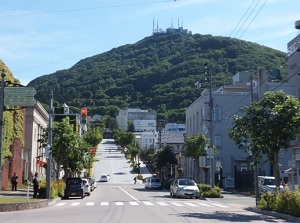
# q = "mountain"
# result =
<box><xmin>27</xmin><ymin>33</ymin><xmax>287</xmax><ymax>122</ymax></box>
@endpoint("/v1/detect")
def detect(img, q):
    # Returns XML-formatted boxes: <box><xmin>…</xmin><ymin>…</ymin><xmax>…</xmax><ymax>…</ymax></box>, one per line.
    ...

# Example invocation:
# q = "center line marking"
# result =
<box><xmin>118</xmin><ymin>187</ymin><xmax>139</xmax><ymax>202</ymax></box>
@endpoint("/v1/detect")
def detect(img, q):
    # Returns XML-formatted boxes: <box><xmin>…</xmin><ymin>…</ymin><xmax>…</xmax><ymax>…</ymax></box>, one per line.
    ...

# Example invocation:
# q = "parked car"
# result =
<box><xmin>82</xmin><ymin>178</ymin><xmax>92</xmax><ymax>196</ymax></box>
<box><xmin>100</xmin><ymin>174</ymin><xmax>110</xmax><ymax>182</ymax></box>
<box><xmin>170</xmin><ymin>178</ymin><xmax>199</xmax><ymax>198</ymax></box>
<box><xmin>87</xmin><ymin>177</ymin><xmax>96</xmax><ymax>191</ymax></box>
<box><xmin>64</xmin><ymin>177</ymin><xmax>85</xmax><ymax>199</ymax></box>
<box><xmin>258</xmin><ymin>176</ymin><xmax>284</xmax><ymax>193</ymax></box>
<box><xmin>144</xmin><ymin>177</ymin><xmax>161</xmax><ymax>189</ymax></box>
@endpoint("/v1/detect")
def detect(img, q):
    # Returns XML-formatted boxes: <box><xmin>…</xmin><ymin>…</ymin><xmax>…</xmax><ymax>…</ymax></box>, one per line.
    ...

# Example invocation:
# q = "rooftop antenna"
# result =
<box><xmin>153</xmin><ymin>17</ymin><xmax>155</xmax><ymax>33</ymax></box>
<box><xmin>171</xmin><ymin>18</ymin><xmax>173</xmax><ymax>28</ymax></box>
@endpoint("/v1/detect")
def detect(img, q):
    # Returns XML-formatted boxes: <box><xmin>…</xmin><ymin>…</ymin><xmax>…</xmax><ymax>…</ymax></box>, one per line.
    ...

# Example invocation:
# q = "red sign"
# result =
<box><xmin>90</xmin><ymin>147</ymin><xmax>96</xmax><ymax>154</ymax></box>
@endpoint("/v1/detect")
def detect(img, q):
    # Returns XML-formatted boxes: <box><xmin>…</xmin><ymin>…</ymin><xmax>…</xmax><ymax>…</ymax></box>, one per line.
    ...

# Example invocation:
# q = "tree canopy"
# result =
<box><xmin>27</xmin><ymin>33</ymin><xmax>287</xmax><ymax>123</ymax></box>
<box><xmin>228</xmin><ymin>90</ymin><xmax>300</xmax><ymax>188</ymax></box>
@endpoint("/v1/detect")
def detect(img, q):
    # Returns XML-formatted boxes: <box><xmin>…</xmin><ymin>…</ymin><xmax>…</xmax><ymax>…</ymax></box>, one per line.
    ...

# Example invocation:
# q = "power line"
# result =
<box><xmin>233</xmin><ymin>0</ymin><xmax>262</xmax><ymax>38</ymax></box>
<box><xmin>238</xmin><ymin>0</ymin><xmax>268</xmax><ymax>39</ymax></box>
<box><xmin>0</xmin><ymin>0</ymin><xmax>172</xmax><ymax>17</ymax></box>
<box><xmin>229</xmin><ymin>0</ymin><xmax>255</xmax><ymax>37</ymax></box>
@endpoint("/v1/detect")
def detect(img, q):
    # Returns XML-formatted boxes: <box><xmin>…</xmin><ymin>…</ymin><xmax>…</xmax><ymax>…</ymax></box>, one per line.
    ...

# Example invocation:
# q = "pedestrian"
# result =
<box><xmin>11</xmin><ymin>172</ymin><xmax>19</xmax><ymax>191</ymax></box>
<box><xmin>32</xmin><ymin>172</ymin><xmax>39</xmax><ymax>198</ymax></box>
<box><xmin>134</xmin><ymin>176</ymin><xmax>137</xmax><ymax>184</ymax></box>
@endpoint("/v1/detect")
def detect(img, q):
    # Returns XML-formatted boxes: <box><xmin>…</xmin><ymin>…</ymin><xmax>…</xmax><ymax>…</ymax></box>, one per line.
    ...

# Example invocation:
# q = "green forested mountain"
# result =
<box><xmin>27</xmin><ymin>33</ymin><xmax>287</xmax><ymax>122</ymax></box>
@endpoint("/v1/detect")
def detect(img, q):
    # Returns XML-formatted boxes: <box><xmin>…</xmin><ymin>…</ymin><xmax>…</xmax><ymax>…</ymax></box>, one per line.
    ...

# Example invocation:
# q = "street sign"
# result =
<box><xmin>4</xmin><ymin>97</ymin><xmax>36</xmax><ymax>106</ymax></box>
<box><xmin>4</xmin><ymin>87</ymin><xmax>36</xmax><ymax>96</ymax></box>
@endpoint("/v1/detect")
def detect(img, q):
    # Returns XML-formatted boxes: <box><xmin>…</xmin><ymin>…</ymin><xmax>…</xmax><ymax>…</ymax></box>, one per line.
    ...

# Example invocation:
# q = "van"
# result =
<box><xmin>144</xmin><ymin>177</ymin><xmax>161</xmax><ymax>189</ymax></box>
<box><xmin>258</xmin><ymin>176</ymin><xmax>284</xmax><ymax>193</ymax></box>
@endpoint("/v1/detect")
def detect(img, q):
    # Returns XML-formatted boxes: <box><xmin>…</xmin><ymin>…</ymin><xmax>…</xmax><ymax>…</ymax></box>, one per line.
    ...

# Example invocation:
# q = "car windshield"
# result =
<box><xmin>178</xmin><ymin>179</ymin><xmax>195</xmax><ymax>186</ymax></box>
<box><xmin>264</xmin><ymin>179</ymin><xmax>276</xmax><ymax>185</ymax></box>
<box><xmin>101</xmin><ymin>176</ymin><xmax>107</xmax><ymax>178</ymax></box>
<box><xmin>152</xmin><ymin>179</ymin><xmax>160</xmax><ymax>183</ymax></box>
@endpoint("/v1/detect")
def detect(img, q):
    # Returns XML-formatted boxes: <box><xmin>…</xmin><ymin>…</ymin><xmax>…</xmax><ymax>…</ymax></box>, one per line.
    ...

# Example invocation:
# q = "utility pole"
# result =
<box><xmin>250</xmin><ymin>74</ymin><xmax>260</xmax><ymax>206</ymax></box>
<box><xmin>0</xmin><ymin>70</ymin><xmax>5</xmax><ymax>193</ymax></box>
<box><xmin>46</xmin><ymin>92</ymin><xmax>53</xmax><ymax>199</ymax></box>
<box><xmin>205</xmin><ymin>64</ymin><xmax>214</xmax><ymax>188</ymax></box>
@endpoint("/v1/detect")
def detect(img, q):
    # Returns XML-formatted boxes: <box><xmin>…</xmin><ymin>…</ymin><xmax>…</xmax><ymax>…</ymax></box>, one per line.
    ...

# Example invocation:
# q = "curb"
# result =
<box><xmin>246</xmin><ymin>207</ymin><xmax>300</xmax><ymax>223</ymax></box>
<box><xmin>0</xmin><ymin>199</ymin><xmax>49</xmax><ymax>212</ymax></box>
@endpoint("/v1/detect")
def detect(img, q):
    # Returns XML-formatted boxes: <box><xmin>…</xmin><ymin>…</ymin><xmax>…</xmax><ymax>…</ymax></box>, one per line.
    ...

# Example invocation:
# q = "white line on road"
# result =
<box><xmin>129</xmin><ymin>201</ymin><xmax>139</xmax><ymax>205</ymax></box>
<box><xmin>197</xmin><ymin>203</ymin><xmax>212</xmax><ymax>207</ymax></box>
<box><xmin>55</xmin><ymin>203</ymin><xmax>66</xmax><ymax>206</ymax></box>
<box><xmin>143</xmin><ymin>201</ymin><xmax>154</xmax><ymax>206</ymax></box>
<box><xmin>157</xmin><ymin>202</ymin><xmax>168</xmax><ymax>206</ymax></box>
<box><xmin>118</xmin><ymin>187</ymin><xmax>140</xmax><ymax>202</ymax></box>
<box><xmin>211</xmin><ymin>203</ymin><xmax>229</xmax><ymax>208</ymax></box>
<box><xmin>101</xmin><ymin>202</ymin><xmax>109</xmax><ymax>205</ymax></box>
<box><xmin>171</xmin><ymin>202</ymin><xmax>184</xmax><ymax>206</ymax></box>
<box><xmin>71</xmin><ymin>202</ymin><xmax>80</xmax><ymax>206</ymax></box>
<box><xmin>185</xmin><ymin>203</ymin><xmax>198</xmax><ymax>207</ymax></box>
<box><xmin>86</xmin><ymin>202</ymin><xmax>94</xmax><ymax>206</ymax></box>
<box><xmin>115</xmin><ymin>202</ymin><xmax>124</xmax><ymax>206</ymax></box>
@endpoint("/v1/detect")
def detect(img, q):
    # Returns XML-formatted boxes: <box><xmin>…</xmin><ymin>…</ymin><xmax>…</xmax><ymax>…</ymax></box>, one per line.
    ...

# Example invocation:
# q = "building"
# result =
<box><xmin>116</xmin><ymin>108</ymin><xmax>156</xmax><ymax>132</ymax></box>
<box><xmin>285</xmin><ymin>20</ymin><xmax>300</xmax><ymax>189</ymax></box>
<box><xmin>24</xmin><ymin>101</ymin><xmax>49</xmax><ymax>183</ymax></box>
<box><xmin>185</xmin><ymin>68</ymin><xmax>294</xmax><ymax>189</ymax></box>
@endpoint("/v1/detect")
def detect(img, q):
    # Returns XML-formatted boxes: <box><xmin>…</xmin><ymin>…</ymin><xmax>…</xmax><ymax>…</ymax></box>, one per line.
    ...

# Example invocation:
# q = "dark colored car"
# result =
<box><xmin>64</xmin><ymin>177</ymin><xmax>85</xmax><ymax>199</ymax></box>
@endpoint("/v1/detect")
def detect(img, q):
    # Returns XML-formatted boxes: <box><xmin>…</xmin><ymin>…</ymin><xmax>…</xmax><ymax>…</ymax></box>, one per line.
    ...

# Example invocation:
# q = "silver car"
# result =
<box><xmin>170</xmin><ymin>178</ymin><xmax>199</xmax><ymax>198</ymax></box>
<box><xmin>144</xmin><ymin>177</ymin><xmax>161</xmax><ymax>189</ymax></box>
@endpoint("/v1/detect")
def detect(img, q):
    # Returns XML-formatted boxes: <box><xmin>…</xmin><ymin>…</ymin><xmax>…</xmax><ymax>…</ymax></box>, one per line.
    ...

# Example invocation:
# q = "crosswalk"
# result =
<box><xmin>54</xmin><ymin>201</ymin><xmax>229</xmax><ymax>208</ymax></box>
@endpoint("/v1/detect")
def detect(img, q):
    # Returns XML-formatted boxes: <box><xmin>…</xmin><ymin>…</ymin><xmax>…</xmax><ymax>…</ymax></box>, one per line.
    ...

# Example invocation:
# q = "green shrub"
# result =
<box><xmin>198</xmin><ymin>184</ymin><xmax>223</xmax><ymax>198</ymax></box>
<box><xmin>38</xmin><ymin>179</ymin><xmax>65</xmax><ymax>199</ymax></box>
<box><xmin>161</xmin><ymin>179</ymin><xmax>171</xmax><ymax>190</ymax></box>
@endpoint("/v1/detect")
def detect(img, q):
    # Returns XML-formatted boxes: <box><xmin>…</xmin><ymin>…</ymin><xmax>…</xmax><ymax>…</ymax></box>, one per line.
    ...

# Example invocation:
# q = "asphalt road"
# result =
<box><xmin>0</xmin><ymin>139</ymin><xmax>293</xmax><ymax>223</ymax></box>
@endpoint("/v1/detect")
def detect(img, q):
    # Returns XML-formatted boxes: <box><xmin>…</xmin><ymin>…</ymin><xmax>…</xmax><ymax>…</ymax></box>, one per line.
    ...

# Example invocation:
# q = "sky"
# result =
<box><xmin>0</xmin><ymin>0</ymin><xmax>299</xmax><ymax>85</ymax></box>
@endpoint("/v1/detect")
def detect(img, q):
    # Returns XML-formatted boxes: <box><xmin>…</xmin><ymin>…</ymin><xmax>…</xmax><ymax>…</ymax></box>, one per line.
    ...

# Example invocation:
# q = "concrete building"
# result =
<box><xmin>116</xmin><ymin>108</ymin><xmax>156</xmax><ymax>131</ymax></box>
<box><xmin>185</xmin><ymin>68</ymin><xmax>294</xmax><ymax>189</ymax></box>
<box><xmin>24</xmin><ymin>101</ymin><xmax>49</xmax><ymax>183</ymax></box>
<box><xmin>285</xmin><ymin>20</ymin><xmax>300</xmax><ymax>189</ymax></box>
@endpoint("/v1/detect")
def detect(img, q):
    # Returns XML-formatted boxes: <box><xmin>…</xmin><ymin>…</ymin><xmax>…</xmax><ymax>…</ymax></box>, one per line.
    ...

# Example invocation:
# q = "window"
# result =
<box><xmin>214</xmin><ymin>136</ymin><xmax>221</xmax><ymax>147</ymax></box>
<box><xmin>214</xmin><ymin>107</ymin><xmax>221</xmax><ymax>121</ymax></box>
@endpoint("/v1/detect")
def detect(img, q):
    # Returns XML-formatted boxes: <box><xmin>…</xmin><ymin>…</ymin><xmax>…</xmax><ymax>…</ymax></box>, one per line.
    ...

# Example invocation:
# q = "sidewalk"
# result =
<box><xmin>0</xmin><ymin>187</ymin><xmax>34</xmax><ymax>199</ymax></box>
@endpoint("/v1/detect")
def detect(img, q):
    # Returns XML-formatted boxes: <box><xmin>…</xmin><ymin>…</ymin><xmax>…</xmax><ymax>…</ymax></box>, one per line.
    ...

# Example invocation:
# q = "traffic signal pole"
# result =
<box><xmin>46</xmin><ymin>92</ymin><xmax>53</xmax><ymax>199</ymax></box>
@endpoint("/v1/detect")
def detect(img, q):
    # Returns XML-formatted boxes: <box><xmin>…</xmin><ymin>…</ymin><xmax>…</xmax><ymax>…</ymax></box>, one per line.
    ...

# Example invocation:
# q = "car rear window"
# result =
<box><xmin>151</xmin><ymin>178</ymin><xmax>160</xmax><ymax>183</ymax></box>
<box><xmin>178</xmin><ymin>179</ymin><xmax>195</xmax><ymax>186</ymax></box>
<box><xmin>66</xmin><ymin>178</ymin><xmax>82</xmax><ymax>185</ymax></box>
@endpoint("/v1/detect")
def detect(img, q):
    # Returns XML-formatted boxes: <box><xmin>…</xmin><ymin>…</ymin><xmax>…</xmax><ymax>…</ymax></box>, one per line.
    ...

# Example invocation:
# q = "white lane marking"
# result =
<box><xmin>101</xmin><ymin>202</ymin><xmax>109</xmax><ymax>206</ymax></box>
<box><xmin>157</xmin><ymin>202</ymin><xmax>168</xmax><ymax>206</ymax></box>
<box><xmin>115</xmin><ymin>202</ymin><xmax>124</xmax><ymax>206</ymax></box>
<box><xmin>129</xmin><ymin>202</ymin><xmax>139</xmax><ymax>206</ymax></box>
<box><xmin>55</xmin><ymin>203</ymin><xmax>66</xmax><ymax>206</ymax></box>
<box><xmin>185</xmin><ymin>203</ymin><xmax>198</xmax><ymax>207</ymax></box>
<box><xmin>86</xmin><ymin>202</ymin><xmax>94</xmax><ymax>206</ymax></box>
<box><xmin>211</xmin><ymin>203</ymin><xmax>229</xmax><ymax>208</ymax></box>
<box><xmin>197</xmin><ymin>203</ymin><xmax>213</xmax><ymax>207</ymax></box>
<box><xmin>143</xmin><ymin>201</ymin><xmax>154</xmax><ymax>206</ymax></box>
<box><xmin>171</xmin><ymin>202</ymin><xmax>184</xmax><ymax>206</ymax></box>
<box><xmin>118</xmin><ymin>187</ymin><xmax>139</xmax><ymax>202</ymax></box>
<box><xmin>71</xmin><ymin>202</ymin><xmax>80</xmax><ymax>206</ymax></box>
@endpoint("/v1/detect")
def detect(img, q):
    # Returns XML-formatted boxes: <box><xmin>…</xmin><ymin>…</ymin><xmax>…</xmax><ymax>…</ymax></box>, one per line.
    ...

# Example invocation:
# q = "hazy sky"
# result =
<box><xmin>0</xmin><ymin>0</ymin><xmax>299</xmax><ymax>85</ymax></box>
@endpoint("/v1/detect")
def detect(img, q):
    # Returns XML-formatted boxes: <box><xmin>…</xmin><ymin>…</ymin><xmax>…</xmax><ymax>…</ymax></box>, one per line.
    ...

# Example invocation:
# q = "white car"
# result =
<box><xmin>100</xmin><ymin>174</ymin><xmax>110</xmax><ymax>182</ymax></box>
<box><xmin>170</xmin><ymin>178</ymin><xmax>199</xmax><ymax>198</ymax></box>
<box><xmin>81</xmin><ymin>178</ymin><xmax>92</xmax><ymax>196</ymax></box>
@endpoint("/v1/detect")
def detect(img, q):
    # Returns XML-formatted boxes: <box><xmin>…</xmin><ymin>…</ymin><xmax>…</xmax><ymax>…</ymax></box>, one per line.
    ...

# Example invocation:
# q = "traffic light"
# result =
<box><xmin>81</xmin><ymin>107</ymin><xmax>87</xmax><ymax>124</ymax></box>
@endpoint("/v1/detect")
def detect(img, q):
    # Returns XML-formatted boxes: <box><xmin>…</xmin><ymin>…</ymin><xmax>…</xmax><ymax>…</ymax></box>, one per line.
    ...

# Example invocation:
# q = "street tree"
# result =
<box><xmin>228</xmin><ymin>90</ymin><xmax>300</xmax><ymax>188</ymax></box>
<box><xmin>114</xmin><ymin>131</ymin><xmax>135</xmax><ymax>148</ymax></box>
<box><xmin>184</xmin><ymin>133</ymin><xmax>209</xmax><ymax>183</ymax></box>
<box><xmin>83</xmin><ymin>127</ymin><xmax>103</xmax><ymax>147</ymax></box>
<box><xmin>52</xmin><ymin>117</ymin><xmax>88</xmax><ymax>179</ymax></box>
<box><xmin>155</xmin><ymin>145</ymin><xmax>178</xmax><ymax>179</ymax></box>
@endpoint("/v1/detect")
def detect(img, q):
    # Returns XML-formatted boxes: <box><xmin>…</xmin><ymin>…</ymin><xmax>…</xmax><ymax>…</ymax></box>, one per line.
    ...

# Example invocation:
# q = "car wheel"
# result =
<box><xmin>81</xmin><ymin>193</ymin><xmax>84</xmax><ymax>199</ymax></box>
